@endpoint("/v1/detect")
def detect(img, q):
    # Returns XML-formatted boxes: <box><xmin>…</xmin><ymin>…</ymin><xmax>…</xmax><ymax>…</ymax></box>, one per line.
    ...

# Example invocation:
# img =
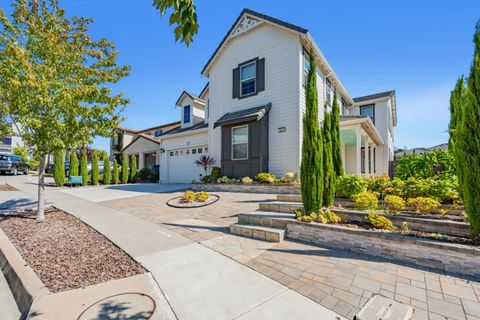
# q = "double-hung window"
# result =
<box><xmin>326</xmin><ymin>79</ymin><xmax>333</xmax><ymax>106</ymax></box>
<box><xmin>232</xmin><ymin>125</ymin><xmax>248</xmax><ymax>160</ymax></box>
<box><xmin>240</xmin><ymin>62</ymin><xmax>256</xmax><ymax>96</ymax></box>
<box><xmin>183</xmin><ymin>105</ymin><xmax>191</xmax><ymax>123</ymax></box>
<box><xmin>360</xmin><ymin>104</ymin><xmax>375</xmax><ymax>124</ymax></box>
<box><xmin>303</xmin><ymin>48</ymin><xmax>310</xmax><ymax>86</ymax></box>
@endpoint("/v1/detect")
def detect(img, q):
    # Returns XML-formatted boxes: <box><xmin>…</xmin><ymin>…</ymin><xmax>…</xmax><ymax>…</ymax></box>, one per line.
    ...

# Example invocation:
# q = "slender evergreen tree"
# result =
<box><xmin>454</xmin><ymin>20</ymin><xmax>480</xmax><ymax>244</ymax></box>
<box><xmin>129</xmin><ymin>154</ymin><xmax>137</xmax><ymax>183</ymax></box>
<box><xmin>80</xmin><ymin>148</ymin><xmax>88</xmax><ymax>186</ymax></box>
<box><xmin>91</xmin><ymin>150</ymin><xmax>99</xmax><ymax>185</ymax></box>
<box><xmin>53</xmin><ymin>149</ymin><xmax>65</xmax><ymax>186</ymax></box>
<box><xmin>300</xmin><ymin>48</ymin><xmax>323</xmax><ymax>213</ymax></box>
<box><xmin>331</xmin><ymin>91</ymin><xmax>343</xmax><ymax>176</ymax></box>
<box><xmin>322</xmin><ymin>108</ymin><xmax>335</xmax><ymax>206</ymax></box>
<box><xmin>121</xmin><ymin>152</ymin><xmax>129</xmax><ymax>184</ymax></box>
<box><xmin>69</xmin><ymin>150</ymin><xmax>78</xmax><ymax>176</ymax></box>
<box><xmin>103</xmin><ymin>153</ymin><xmax>111</xmax><ymax>185</ymax></box>
<box><xmin>112</xmin><ymin>159</ymin><xmax>119</xmax><ymax>184</ymax></box>
<box><xmin>449</xmin><ymin>77</ymin><xmax>464</xmax><ymax>151</ymax></box>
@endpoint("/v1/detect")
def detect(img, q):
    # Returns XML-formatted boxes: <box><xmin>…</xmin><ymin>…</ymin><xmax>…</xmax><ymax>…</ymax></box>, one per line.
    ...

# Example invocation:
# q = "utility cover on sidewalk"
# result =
<box><xmin>356</xmin><ymin>295</ymin><xmax>413</xmax><ymax>320</ymax></box>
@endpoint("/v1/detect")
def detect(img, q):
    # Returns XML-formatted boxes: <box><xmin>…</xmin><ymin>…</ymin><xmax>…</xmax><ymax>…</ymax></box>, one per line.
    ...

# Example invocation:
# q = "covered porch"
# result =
<box><xmin>340</xmin><ymin>116</ymin><xmax>384</xmax><ymax>178</ymax></box>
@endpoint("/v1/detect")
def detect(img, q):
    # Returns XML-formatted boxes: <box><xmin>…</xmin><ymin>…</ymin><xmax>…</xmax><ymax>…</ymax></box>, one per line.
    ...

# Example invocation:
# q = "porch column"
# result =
<box><xmin>355</xmin><ymin>128</ymin><xmax>361</xmax><ymax>176</ymax></box>
<box><xmin>138</xmin><ymin>152</ymin><xmax>144</xmax><ymax>170</ymax></box>
<box><xmin>363</xmin><ymin>134</ymin><xmax>369</xmax><ymax>178</ymax></box>
<box><xmin>341</xmin><ymin>142</ymin><xmax>346</xmax><ymax>174</ymax></box>
<box><xmin>369</xmin><ymin>140</ymin><xmax>374</xmax><ymax>175</ymax></box>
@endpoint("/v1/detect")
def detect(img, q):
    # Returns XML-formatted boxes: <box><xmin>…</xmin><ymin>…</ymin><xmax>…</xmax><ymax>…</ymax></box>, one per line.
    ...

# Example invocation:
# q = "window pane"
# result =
<box><xmin>233</xmin><ymin>143</ymin><xmax>248</xmax><ymax>159</ymax></box>
<box><xmin>240</xmin><ymin>63</ymin><xmax>256</xmax><ymax>80</ymax></box>
<box><xmin>184</xmin><ymin>105</ymin><xmax>191</xmax><ymax>123</ymax></box>
<box><xmin>233</xmin><ymin>126</ymin><xmax>248</xmax><ymax>144</ymax></box>
<box><xmin>360</xmin><ymin>105</ymin><xmax>375</xmax><ymax>123</ymax></box>
<box><xmin>241</xmin><ymin>79</ymin><xmax>255</xmax><ymax>96</ymax></box>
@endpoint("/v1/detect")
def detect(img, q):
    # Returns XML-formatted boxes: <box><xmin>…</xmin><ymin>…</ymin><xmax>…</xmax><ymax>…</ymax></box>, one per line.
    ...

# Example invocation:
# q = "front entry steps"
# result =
<box><xmin>230</xmin><ymin>223</ymin><xmax>285</xmax><ymax>242</ymax></box>
<box><xmin>230</xmin><ymin>211</ymin><xmax>295</xmax><ymax>243</ymax></box>
<box><xmin>259</xmin><ymin>201</ymin><xmax>302</xmax><ymax>213</ymax></box>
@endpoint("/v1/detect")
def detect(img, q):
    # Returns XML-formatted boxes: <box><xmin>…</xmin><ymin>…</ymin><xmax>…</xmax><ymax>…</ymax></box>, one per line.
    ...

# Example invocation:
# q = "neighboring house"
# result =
<box><xmin>111</xmin><ymin>8</ymin><xmax>398</xmax><ymax>183</ymax></box>
<box><xmin>395</xmin><ymin>143</ymin><xmax>448</xmax><ymax>159</ymax></box>
<box><xmin>0</xmin><ymin>123</ymin><xmax>24</xmax><ymax>154</ymax></box>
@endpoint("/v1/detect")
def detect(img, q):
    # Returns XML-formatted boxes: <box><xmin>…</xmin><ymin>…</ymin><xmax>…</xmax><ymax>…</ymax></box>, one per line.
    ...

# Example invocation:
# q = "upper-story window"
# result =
<box><xmin>240</xmin><ymin>62</ymin><xmax>256</xmax><ymax>96</ymax></box>
<box><xmin>326</xmin><ymin>79</ymin><xmax>333</xmax><ymax>106</ymax></box>
<box><xmin>154</xmin><ymin>130</ymin><xmax>163</xmax><ymax>137</ymax></box>
<box><xmin>183</xmin><ymin>105</ymin><xmax>191</xmax><ymax>123</ymax></box>
<box><xmin>303</xmin><ymin>48</ymin><xmax>310</xmax><ymax>86</ymax></box>
<box><xmin>232</xmin><ymin>125</ymin><xmax>248</xmax><ymax>160</ymax></box>
<box><xmin>341</xmin><ymin>99</ymin><xmax>348</xmax><ymax>116</ymax></box>
<box><xmin>360</xmin><ymin>104</ymin><xmax>375</xmax><ymax>124</ymax></box>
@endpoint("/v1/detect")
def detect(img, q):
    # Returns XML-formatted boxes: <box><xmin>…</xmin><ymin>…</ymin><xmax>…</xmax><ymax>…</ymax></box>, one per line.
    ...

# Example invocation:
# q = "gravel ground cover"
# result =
<box><xmin>0</xmin><ymin>207</ymin><xmax>145</xmax><ymax>292</ymax></box>
<box><xmin>0</xmin><ymin>184</ymin><xmax>19</xmax><ymax>191</ymax></box>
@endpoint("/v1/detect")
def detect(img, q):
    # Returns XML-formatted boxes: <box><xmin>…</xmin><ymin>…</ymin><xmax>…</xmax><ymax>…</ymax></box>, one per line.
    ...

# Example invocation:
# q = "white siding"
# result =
<box><xmin>207</xmin><ymin>23</ymin><xmax>301</xmax><ymax>177</ymax></box>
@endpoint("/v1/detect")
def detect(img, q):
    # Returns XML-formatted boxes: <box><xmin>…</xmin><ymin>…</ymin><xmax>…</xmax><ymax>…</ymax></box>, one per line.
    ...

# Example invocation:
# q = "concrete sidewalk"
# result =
<box><xmin>3</xmin><ymin>176</ymin><xmax>344</xmax><ymax>320</ymax></box>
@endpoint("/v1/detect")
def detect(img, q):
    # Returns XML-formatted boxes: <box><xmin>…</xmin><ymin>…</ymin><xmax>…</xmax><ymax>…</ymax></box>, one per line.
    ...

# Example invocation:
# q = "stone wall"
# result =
<box><xmin>286</xmin><ymin>221</ymin><xmax>480</xmax><ymax>280</ymax></box>
<box><xmin>192</xmin><ymin>183</ymin><xmax>300</xmax><ymax>194</ymax></box>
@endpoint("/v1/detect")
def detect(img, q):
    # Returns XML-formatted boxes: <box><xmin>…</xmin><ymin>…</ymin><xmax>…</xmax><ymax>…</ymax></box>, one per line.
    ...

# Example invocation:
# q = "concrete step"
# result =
<box><xmin>258</xmin><ymin>201</ymin><xmax>303</xmax><ymax>213</ymax></box>
<box><xmin>277</xmin><ymin>194</ymin><xmax>302</xmax><ymax>202</ymax></box>
<box><xmin>230</xmin><ymin>223</ymin><xmax>285</xmax><ymax>242</ymax></box>
<box><xmin>238</xmin><ymin>211</ymin><xmax>296</xmax><ymax>229</ymax></box>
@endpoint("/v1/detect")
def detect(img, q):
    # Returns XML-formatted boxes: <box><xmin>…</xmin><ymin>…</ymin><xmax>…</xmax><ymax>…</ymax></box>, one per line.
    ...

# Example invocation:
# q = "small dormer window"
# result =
<box><xmin>184</xmin><ymin>105</ymin><xmax>191</xmax><ymax>123</ymax></box>
<box><xmin>240</xmin><ymin>62</ymin><xmax>256</xmax><ymax>96</ymax></box>
<box><xmin>154</xmin><ymin>130</ymin><xmax>162</xmax><ymax>137</ymax></box>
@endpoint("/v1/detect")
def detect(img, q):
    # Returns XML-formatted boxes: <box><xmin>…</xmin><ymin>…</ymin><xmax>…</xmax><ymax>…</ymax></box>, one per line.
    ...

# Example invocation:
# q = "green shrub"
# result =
<box><xmin>366</xmin><ymin>213</ymin><xmax>394</xmax><ymax>229</ymax></box>
<box><xmin>103</xmin><ymin>154</ymin><xmax>111</xmax><ymax>185</ymax></box>
<box><xmin>255</xmin><ymin>172</ymin><xmax>276</xmax><ymax>184</ymax></box>
<box><xmin>335</xmin><ymin>174</ymin><xmax>366</xmax><ymax>198</ymax></box>
<box><xmin>384</xmin><ymin>195</ymin><xmax>405</xmax><ymax>213</ymax></box>
<box><xmin>91</xmin><ymin>150</ymin><xmax>99</xmax><ymax>185</ymax></box>
<box><xmin>121</xmin><ymin>153</ymin><xmax>128</xmax><ymax>184</ymax></box>
<box><xmin>395</xmin><ymin>150</ymin><xmax>456</xmax><ymax>180</ymax></box>
<box><xmin>53</xmin><ymin>149</ymin><xmax>65</xmax><ymax>187</ymax></box>
<box><xmin>112</xmin><ymin>159</ymin><xmax>119</xmax><ymax>184</ymax></box>
<box><xmin>283</xmin><ymin>172</ymin><xmax>298</xmax><ymax>184</ymax></box>
<box><xmin>407</xmin><ymin>197</ymin><xmax>440</xmax><ymax>214</ymax></box>
<box><xmin>366</xmin><ymin>175</ymin><xmax>392</xmax><ymax>199</ymax></box>
<box><xmin>195</xmin><ymin>191</ymin><xmax>209</xmax><ymax>202</ymax></box>
<box><xmin>210</xmin><ymin>166</ymin><xmax>221</xmax><ymax>181</ymax></box>
<box><xmin>138</xmin><ymin>168</ymin><xmax>151</xmax><ymax>181</ymax></box>
<box><xmin>80</xmin><ymin>148</ymin><xmax>88</xmax><ymax>186</ymax></box>
<box><xmin>353</xmin><ymin>191</ymin><xmax>378</xmax><ymax>210</ymax></box>
<box><xmin>241</xmin><ymin>176</ymin><xmax>253</xmax><ymax>184</ymax></box>
<box><xmin>322</xmin><ymin>210</ymin><xmax>342</xmax><ymax>224</ymax></box>
<box><xmin>129</xmin><ymin>154</ymin><xmax>137</xmax><ymax>183</ymax></box>
<box><xmin>181</xmin><ymin>190</ymin><xmax>196</xmax><ymax>203</ymax></box>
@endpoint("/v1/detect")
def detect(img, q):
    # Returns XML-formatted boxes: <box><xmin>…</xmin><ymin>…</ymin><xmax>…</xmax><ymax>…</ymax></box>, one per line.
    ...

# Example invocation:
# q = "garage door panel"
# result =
<box><xmin>168</xmin><ymin>146</ymin><xmax>208</xmax><ymax>183</ymax></box>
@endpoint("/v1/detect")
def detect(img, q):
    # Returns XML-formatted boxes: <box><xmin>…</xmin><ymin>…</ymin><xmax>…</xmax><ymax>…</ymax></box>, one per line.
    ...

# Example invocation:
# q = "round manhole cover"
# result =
<box><xmin>77</xmin><ymin>292</ymin><xmax>156</xmax><ymax>320</ymax></box>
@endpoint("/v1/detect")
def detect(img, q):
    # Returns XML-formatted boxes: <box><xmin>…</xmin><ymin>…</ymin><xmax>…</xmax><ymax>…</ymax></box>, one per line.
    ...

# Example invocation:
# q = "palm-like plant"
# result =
<box><xmin>194</xmin><ymin>155</ymin><xmax>216</xmax><ymax>176</ymax></box>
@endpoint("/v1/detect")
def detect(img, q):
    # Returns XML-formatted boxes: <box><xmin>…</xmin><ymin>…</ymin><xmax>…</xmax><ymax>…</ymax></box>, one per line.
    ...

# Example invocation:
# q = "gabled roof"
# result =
<box><xmin>199</xmin><ymin>82</ymin><xmax>209</xmax><ymax>100</ymax></box>
<box><xmin>137</xmin><ymin>121</ymin><xmax>181</xmax><ymax>134</ymax></box>
<box><xmin>353</xmin><ymin>90</ymin><xmax>395</xmax><ymax>103</ymax></box>
<box><xmin>175</xmin><ymin>90</ymin><xmax>205</xmax><ymax>107</ymax></box>
<box><xmin>160</xmin><ymin>122</ymin><xmax>208</xmax><ymax>137</ymax></box>
<box><xmin>201</xmin><ymin>8</ymin><xmax>307</xmax><ymax>76</ymax></box>
<box><xmin>214</xmin><ymin>103</ymin><xmax>271</xmax><ymax>128</ymax></box>
<box><xmin>122</xmin><ymin>133</ymin><xmax>160</xmax><ymax>152</ymax></box>
<box><xmin>117</xmin><ymin>127</ymin><xmax>138</xmax><ymax>134</ymax></box>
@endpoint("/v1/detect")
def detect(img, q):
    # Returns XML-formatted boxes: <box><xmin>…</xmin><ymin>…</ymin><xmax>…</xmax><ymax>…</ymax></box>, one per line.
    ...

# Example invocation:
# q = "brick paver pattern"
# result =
<box><xmin>103</xmin><ymin>192</ymin><xmax>480</xmax><ymax>320</ymax></box>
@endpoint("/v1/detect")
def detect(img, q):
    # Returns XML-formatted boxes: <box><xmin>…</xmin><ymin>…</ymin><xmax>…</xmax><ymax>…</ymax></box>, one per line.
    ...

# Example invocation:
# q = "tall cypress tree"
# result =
<box><xmin>121</xmin><ymin>152</ymin><xmax>129</xmax><ymax>184</ymax></box>
<box><xmin>454</xmin><ymin>20</ymin><xmax>480</xmax><ymax>244</ymax></box>
<box><xmin>331</xmin><ymin>91</ymin><xmax>343</xmax><ymax>176</ymax></box>
<box><xmin>53</xmin><ymin>149</ymin><xmax>65</xmax><ymax>186</ymax></box>
<box><xmin>300</xmin><ymin>48</ymin><xmax>323</xmax><ymax>213</ymax></box>
<box><xmin>70</xmin><ymin>150</ymin><xmax>78</xmax><ymax>176</ymax></box>
<box><xmin>129</xmin><ymin>154</ymin><xmax>137</xmax><ymax>183</ymax></box>
<box><xmin>112</xmin><ymin>159</ymin><xmax>119</xmax><ymax>184</ymax></box>
<box><xmin>323</xmin><ymin>108</ymin><xmax>335</xmax><ymax>206</ymax></box>
<box><xmin>80</xmin><ymin>148</ymin><xmax>88</xmax><ymax>186</ymax></box>
<box><xmin>449</xmin><ymin>77</ymin><xmax>464</xmax><ymax>151</ymax></box>
<box><xmin>91</xmin><ymin>150</ymin><xmax>99</xmax><ymax>185</ymax></box>
<box><xmin>103</xmin><ymin>153</ymin><xmax>111</xmax><ymax>185</ymax></box>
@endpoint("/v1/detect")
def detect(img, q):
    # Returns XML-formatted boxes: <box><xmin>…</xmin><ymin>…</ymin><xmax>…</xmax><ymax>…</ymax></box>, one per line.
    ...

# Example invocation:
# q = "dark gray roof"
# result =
<box><xmin>160</xmin><ymin>122</ymin><xmax>208</xmax><ymax>136</ymax></box>
<box><xmin>214</xmin><ymin>103</ymin><xmax>272</xmax><ymax>128</ymax></box>
<box><xmin>175</xmin><ymin>90</ymin><xmax>205</xmax><ymax>106</ymax></box>
<box><xmin>353</xmin><ymin>90</ymin><xmax>395</xmax><ymax>103</ymax></box>
<box><xmin>340</xmin><ymin>115</ymin><xmax>367</xmax><ymax>122</ymax></box>
<box><xmin>201</xmin><ymin>9</ymin><xmax>308</xmax><ymax>75</ymax></box>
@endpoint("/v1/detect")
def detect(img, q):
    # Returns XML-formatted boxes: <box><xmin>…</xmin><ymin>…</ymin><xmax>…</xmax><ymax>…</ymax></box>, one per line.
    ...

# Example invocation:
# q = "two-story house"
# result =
<box><xmin>113</xmin><ymin>9</ymin><xmax>397</xmax><ymax>183</ymax></box>
<box><xmin>0</xmin><ymin>122</ymin><xmax>24</xmax><ymax>154</ymax></box>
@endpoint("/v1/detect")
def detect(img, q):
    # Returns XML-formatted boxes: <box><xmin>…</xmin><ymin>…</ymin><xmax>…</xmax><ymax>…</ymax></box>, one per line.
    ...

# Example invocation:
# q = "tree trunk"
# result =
<box><xmin>36</xmin><ymin>154</ymin><xmax>46</xmax><ymax>222</ymax></box>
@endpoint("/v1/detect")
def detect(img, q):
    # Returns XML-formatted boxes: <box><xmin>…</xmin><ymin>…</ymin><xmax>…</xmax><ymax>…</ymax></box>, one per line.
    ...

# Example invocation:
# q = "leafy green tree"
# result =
<box><xmin>80</xmin><ymin>148</ymin><xmax>88</xmax><ymax>186</ymax></box>
<box><xmin>103</xmin><ymin>153</ymin><xmax>111</xmax><ymax>185</ymax></box>
<box><xmin>453</xmin><ymin>20</ymin><xmax>480</xmax><ymax>244</ymax></box>
<box><xmin>153</xmin><ymin>0</ymin><xmax>198</xmax><ymax>47</ymax></box>
<box><xmin>91</xmin><ymin>150</ymin><xmax>99</xmax><ymax>185</ymax></box>
<box><xmin>300</xmin><ymin>49</ymin><xmax>323</xmax><ymax>213</ymax></box>
<box><xmin>69</xmin><ymin>150</ymin><xmax>79</xmax><ymax>176</ymax></box>
<box><xmin>112</xmin><ymin>159</ymin><xmax>119</xmax><ymax>184</ymax></box>
<box><xmin>129</xmin><ymin>154</ymin><xmax>137</xmax><ymax>183</ymax></box>
<box><xmin>323</xmin><ymin>109</ymin><xmax>335</xmax><ymax>206</ymax></box>
<box><xmin>0</xmin><ymin>0</ymin><xmax>129</xmax><ymax>221</ymax></box>
<box><xmin>121</xmin><ymin>152</ymin><xmax>129</xmax><ymax>184</ymax></box>
<box><xmin>331</xmin><ymin>91</ymin><xmax>343</xmax><ymax>176</ymax></box>
<box><xmin>53</xmin><ymin>149</ymin><xmax>65</xmax><ymax>186</ymax></box>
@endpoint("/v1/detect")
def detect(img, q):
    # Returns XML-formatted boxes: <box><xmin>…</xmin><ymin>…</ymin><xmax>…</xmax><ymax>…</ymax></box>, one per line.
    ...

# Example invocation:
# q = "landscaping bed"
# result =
<box><xmin>167</xmin><ymin>192</ymin><xmax>220</xmax><ymax>208</ymax></box>
<box><xmin>192</xmin><ymin>183</ymin><xmax>300</xmax><ymax>194</ymax></box>
<box><xmin>0</xmin><ymin>207</ymin><xmax>145</xmax><ymax>292</ymax></box>
<box><xmin>0</xmin><ymin>184</ymin><xmax>19</xmax><ymax>191</ymax></box>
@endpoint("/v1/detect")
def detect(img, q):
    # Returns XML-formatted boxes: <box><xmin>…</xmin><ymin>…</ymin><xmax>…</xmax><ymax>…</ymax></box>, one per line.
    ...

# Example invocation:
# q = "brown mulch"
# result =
<box><xmin>0</xmin><ymin>207</ymin><xmax>145</xmax><ymax>293</ymax></box>
<box><xmin>0</xmin><ymin>184</ymin><xmax>18</xmax><ymax>191</ymax></box>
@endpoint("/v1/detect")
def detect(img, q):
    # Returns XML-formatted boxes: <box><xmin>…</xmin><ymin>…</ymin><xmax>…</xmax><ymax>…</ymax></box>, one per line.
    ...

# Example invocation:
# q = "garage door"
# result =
<box><xmin>167</xmin><ymin>146</ymin><xmax>209</xmax><ymax>183</ymax></box>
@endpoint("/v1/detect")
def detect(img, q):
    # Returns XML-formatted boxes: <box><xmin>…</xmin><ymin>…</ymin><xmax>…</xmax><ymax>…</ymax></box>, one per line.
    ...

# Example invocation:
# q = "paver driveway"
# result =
<box><xmin>104</xmin><ymin>191</ymin><xmax>480</xmax><ymax>320</ymax></box>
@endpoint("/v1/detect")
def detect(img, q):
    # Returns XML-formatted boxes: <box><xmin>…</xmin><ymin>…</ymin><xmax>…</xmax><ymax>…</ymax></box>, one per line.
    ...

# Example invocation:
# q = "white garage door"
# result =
<box><xmin>167</xmin><ymin>146</ymin><xmax>209</xmax><ymax>183</ymax></box>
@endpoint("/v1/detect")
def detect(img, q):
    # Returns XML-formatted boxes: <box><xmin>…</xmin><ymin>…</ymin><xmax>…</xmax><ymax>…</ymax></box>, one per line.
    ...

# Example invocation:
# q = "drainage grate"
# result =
<box><xmin>356</xmin><ymin>295</ymin><xmax>413</xmax><ymax>320</ymax></box>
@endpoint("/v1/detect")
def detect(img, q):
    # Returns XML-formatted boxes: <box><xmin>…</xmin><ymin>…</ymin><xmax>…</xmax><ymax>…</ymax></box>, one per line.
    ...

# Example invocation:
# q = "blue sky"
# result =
<box><xmin>2</xmin><ymin>0</ymin><xmax>479</xmax><ymax>151</ymax></box>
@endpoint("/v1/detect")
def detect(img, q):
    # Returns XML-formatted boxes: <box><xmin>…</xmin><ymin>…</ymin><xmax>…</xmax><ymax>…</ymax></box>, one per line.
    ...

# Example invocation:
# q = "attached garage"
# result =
<box><xmin>167</xmin><ymin>146</ymin><xmax>208</xmax><ymax>183</ymax></box>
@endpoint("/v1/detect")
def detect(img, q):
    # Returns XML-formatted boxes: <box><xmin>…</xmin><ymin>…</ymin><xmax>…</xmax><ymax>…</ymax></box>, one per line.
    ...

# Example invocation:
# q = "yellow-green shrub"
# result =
<box><xmin>366</xmin><ymin>213</ymin><xmax>394</xmax><ymax>229</ymax></box>
<box><xmin>195</xmin><ymin>191</ymin><xmax>209</xmax><ymax>202</ymax></box>
<box><xmin>407</xmin><ymin>197</ymin><xmax>440</xmax><ymax>214</ymax></box>
<box><xmin>241</xmin><ymin>176</ymin><xmax>253</xmax><ymax>184</ymax></box>
<box><xmin>181</xmin><ymin>190</ymin><xmax>196</xmax><ymax>203</ymax></box>
<box><xmin>255</xmin><ymin>172</ymin><xmax>276</xmax><ymax>184</ymax></box>
<box><xmin>353</xmin><ymin>191</ymin><xmax>378</xmax><ymax>210</ymax></box>
<box><xmin>323</xmin><ymin>210</ymin><xmax>342</xmax><ymax>224</ymax></box>
<box><xmin>384</xmin><ymin>195</ymin><xmax>405</xmax><ymax>213</ymax></box>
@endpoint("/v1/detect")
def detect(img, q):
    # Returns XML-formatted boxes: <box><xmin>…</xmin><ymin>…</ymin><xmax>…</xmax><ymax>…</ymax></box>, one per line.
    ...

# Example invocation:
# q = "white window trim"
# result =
<box><xmin>231</xmin><ymin>125</ymin><xmax>249</xmax><ymax>160</ymax></box>
<box><xmin>240</xmin><ymin>61</ymin><xmax>257</xmax><ymax>97</ymax></box>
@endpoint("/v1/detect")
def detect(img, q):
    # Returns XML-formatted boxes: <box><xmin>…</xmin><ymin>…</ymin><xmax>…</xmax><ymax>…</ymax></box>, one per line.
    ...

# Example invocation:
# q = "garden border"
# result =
<box><xmin>192</xmin><ymin>183</ymin><xmax>300</xmax><ymax>194</ymax></box>
<box><xmin>166</xmin><ymin>194</ymin><xmax>220</xmax><ymax>208</ymax></box>
<box><xmin>286</xmin><ymin>220</ymin><xmax>480</xmax><ymax>280</ymax></box>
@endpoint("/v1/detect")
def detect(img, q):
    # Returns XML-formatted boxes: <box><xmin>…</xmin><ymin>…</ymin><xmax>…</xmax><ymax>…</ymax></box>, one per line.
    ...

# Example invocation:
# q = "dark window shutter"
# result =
<box><xmin>257</xmin><ymin>58</ymin><xmax>265</xmax><ymax>92</ymax></box>
<box><xmin>232</xmin><ymin>67</ymin><xmax>240</xmax><ymax>99</ymax></box>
